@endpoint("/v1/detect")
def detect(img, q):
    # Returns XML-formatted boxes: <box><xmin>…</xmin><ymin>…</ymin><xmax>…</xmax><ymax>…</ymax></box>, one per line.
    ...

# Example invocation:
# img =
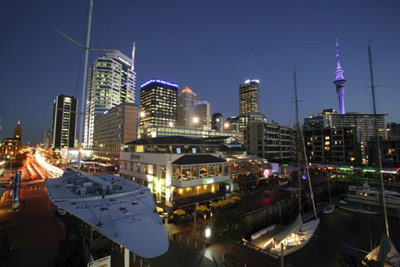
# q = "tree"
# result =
<box><xmin>214</xmin><ymin>209</ymin><xmax>247</xmax><ymax>242</ymax></box>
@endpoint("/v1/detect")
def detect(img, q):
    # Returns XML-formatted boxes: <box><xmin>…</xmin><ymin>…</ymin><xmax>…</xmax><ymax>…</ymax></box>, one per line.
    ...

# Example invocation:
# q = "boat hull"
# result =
<box><xmin>263</xmin><ymin>218</ymin><xmax>320</xmax><ymax>258</ymax></box>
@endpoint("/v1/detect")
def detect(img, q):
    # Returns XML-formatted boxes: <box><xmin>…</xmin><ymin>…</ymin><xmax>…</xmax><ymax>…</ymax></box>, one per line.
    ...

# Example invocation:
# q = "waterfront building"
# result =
<box><xmin>304</xmin><ymin>110</ymin><xmax>387</xmax><ymax>163</ymax></box>
<box><xmin>0</xmin><ymin>121</ymin><xmax>22</xmax><ymax>160</ymax></box>
<box><xmin>244</xmin><ymin>122</ymin><xmax>296</xmax><ymax>162</ymax></box>
<box><xmin>93</xmin><ymin>103</ymin><xmax>138</xmax><ymax>162</ymax></box>
<box><xmin>139</xmin><ymin>78</ymin><xmax>178</xmax><ymax>129</ymax></box>
<box><xmin>367</xmin><ymin>139</ymin><xmax>400</xmax><ymax>168</ymax></box>
<box><xmin>51</xmin><ymin>95</ymin><xmax>77</xmax><ymax>150</ymax></box>
<box><xmin>304</xmin><ymin>127</ymin><xmax>361</xmax><ymax>165</ymax></box>
<box><xmin>84</xmin><ymin>50</ymin><xmax>136</xmax><ymax>148</ymax></box>
<box><xmin>239</xmin><ymin>79</ymin><xmax>260</xmax><ymax>115</ymax></box>
<box><xmin>138</xmin><ymin>125</ymin><xmax>242</xmax><ymax>143</ymax></box>
<box><xmin>120</xmin><ymin>136</ymin><xmax>230</xmax><ymax>207</ymax></box>
<box><xmin>333</xmin><ymin>39</ymin><xmax>347</xmax><ymax>115</ymax></box>
<box><xmin>223</xmin><ymin>154</ymin><xmax>271</xmax><ymax>193</ymax></box>
<box><xmin>189</xmin><ymin>101</ymin><xmax>211</xmax><ymax>130</ymax></box>
<box><xmin>212</xmin><ymin>113</ymin><xmax>224</xmax><ymax>131</ymax></box>
<box><xmin>177</xmin><ymin>87</ymin><xmax>200</xmax><ymax>128</ymax></box>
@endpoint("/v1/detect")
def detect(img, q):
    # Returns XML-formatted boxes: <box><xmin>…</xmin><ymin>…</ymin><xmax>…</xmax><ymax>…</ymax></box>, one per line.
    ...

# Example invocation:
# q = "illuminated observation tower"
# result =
<box><xmin>333</xmin><ymin>39</ymin><xmax>346</xmax><ymax>114</ymax></box>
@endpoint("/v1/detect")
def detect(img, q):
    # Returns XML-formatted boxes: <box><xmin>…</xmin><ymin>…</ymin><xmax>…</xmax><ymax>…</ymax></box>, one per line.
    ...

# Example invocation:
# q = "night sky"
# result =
<box><xmin>1</xmin><ymin>0</ymin><xmax>399</xmax><ymax>144</ymax></box>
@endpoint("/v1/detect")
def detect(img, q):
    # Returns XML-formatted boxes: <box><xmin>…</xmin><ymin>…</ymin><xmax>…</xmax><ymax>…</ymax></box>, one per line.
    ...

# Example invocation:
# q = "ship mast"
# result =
<box><xmin>368</xmin><ymin>45</ymin><xmax>389</xmax><ymax>238</ymax></box>
<box><xmin>294</xmin><ymin>71</ymin><xmax>317</xmax><ymax>219</ymax></box>
<box><xmin>77</xmin><ymin>0</ymin><xmax>94</xmax><ymax>169</ymax></box>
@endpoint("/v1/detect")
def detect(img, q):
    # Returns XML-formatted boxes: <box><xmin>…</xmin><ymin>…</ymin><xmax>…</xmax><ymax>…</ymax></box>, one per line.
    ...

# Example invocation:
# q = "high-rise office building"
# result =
<box><xmin>139</xmin><ymin>78</ymin><xmax>178</xmax><ymax>128</ymax></box>
<box><xmin>333</xmin><ymin>39</ymin><xmax>346</xmax><ymax>115</ymax></box>
<box><xmin>51</xmin><ymin>95</ymin><xmax>77</xmax><ymax>149</ymax></box>
<box><xmin>177</xmin><ymin>87</ymin><xmax>200</xmax><ymax>128</ymax></box>
<box><xmin>84</xmin><ymin>49</ymin><xmax>136</xmax><ymax>148</ymax></box>
<box><xmin>239</xmin><ymin>79</ymin><xmax>260</xmax><ymax>115</ymax></box>
<box><xmin>212</xmin><ymin>113</ymin><xmax>223</xmax><ymax>131</ymax></box>
<box><xmin>93</xmin><ymin>103</ymin><xmax>138</xmax><ymax>161</ymax></box>
<box><xmin>189</xmin><ymin>101</ymin><xmax>211</xmax><ymax>130</ymax></box>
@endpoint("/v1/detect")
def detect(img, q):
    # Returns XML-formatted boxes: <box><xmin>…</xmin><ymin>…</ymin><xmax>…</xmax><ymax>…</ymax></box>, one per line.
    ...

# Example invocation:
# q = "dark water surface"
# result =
<box><xmin>285</xmin><ymin>208</ymin><xmax>400</xmax><ymax>266</ymax></box>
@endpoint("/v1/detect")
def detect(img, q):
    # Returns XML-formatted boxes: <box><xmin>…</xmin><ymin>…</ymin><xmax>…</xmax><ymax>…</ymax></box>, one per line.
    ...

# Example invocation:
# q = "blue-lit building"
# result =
<box><xmin>140</xmin><ymin>78</ymin><xmax>178</xmax><ymax>128</ymax></box>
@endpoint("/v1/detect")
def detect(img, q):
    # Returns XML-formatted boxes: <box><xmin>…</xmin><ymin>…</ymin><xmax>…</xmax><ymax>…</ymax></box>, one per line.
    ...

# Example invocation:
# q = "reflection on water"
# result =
<box><xmin>285</xmin><ymin>208</ymin><xmax>400</xmax><ymax>266</ymax></box>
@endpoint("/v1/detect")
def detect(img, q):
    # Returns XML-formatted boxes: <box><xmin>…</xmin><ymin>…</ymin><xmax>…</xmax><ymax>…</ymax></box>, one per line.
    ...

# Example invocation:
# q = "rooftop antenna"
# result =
<box><xmin>131</xmin><ymin>42</ymin><xmax>136</xmax><ymax>71</ymax></box>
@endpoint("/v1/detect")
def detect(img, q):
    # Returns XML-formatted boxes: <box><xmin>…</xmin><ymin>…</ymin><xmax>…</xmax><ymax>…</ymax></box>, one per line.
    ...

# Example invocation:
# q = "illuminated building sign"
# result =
<box><xmin>203</xmin><ymin>178</ymin><xmax>214</xmax><ymax>185</ymax></box>
<box><xmin>141</xmin><ymin>79</ymin><xmax>178</xmax><ymax>88</ymax></box>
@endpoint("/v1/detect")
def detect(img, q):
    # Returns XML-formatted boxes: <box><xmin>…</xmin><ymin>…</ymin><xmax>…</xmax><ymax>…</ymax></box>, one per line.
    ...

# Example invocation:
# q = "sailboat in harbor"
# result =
<box><xmin>362</xmin><ymin>45</ymin><xmax>400</xmax><ymax>266</ymax></box>
<box><xmin>263</xmin><ymin>71</ymin><xmax>320</xmax><ymax>257</ymax></box>
<box><xmin>323</xmin><ymin>174</ymin><xmax>335</xmax><ymax>214</ymax></box>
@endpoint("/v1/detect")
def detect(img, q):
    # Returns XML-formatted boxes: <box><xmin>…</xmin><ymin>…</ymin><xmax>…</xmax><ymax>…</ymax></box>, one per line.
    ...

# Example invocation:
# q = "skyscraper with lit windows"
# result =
<box><xmin>139</xmin><ymin>79</ymin><xmax>178</xmax><ymax>129</ymax></box>
<box><xmin>51</xmin><ymin>95</ymin><xmax>77</xmax><ymax>149</ymax></box>
<box><xmin>177</xmin><ymin>87</ymin><xmax>200</xmax><ymax>127</ymax></box>
<box><xmin>239</xmin><ymin>79</ymin><xmax>260</xmax><ymax>115</ymax></box>
<box><xmin>84</xmin><ymin>50</ymin><xmax>136</xmax><ymax>148</ymax></box>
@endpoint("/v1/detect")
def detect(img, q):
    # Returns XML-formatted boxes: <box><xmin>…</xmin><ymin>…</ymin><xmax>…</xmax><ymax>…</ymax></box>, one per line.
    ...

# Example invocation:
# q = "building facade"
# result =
<box><xmin>84</xmin><ymin>50</ymin><xmax>136</xmax><ymax>148</ymax></box>
<box><xmin>120</xmin><ymin>137</ymin><xmax>230</xmax><ymax>208</ymax></box>
<box><xmin>367</xmin><ymin>139</ymin><xmax>400</xmax><ymax>168</ymax></box>
<box><xmin>212</xmin><ymin>113</ymin><xmax>223</xmax><ymax>131</ymax></box>
<box><xmin>139</xmin><ymin>79</ymin><xmax>178</xmax><ymax>129</ymax></box>
<box><xmin>93</xmin><ymin>103</ymin><xmax>138</xmax><ymax>161</ymax></box>
<box><xmin>239</xmin><ymin>79</ymin><xmax>260</xmax><ymax>115</ymax></box>
<box><xmin>304</xmin><ymin>127</ymin><xmax>361</xmax><ymax>165</ymax></box>
<box><xmin>177</xmin><ymin>87</ymin><xmax>200</xmax><ymax>128</ymax></box>
<box><xmin>387</xmin><ymin>123</ymin><xmax>400</xmax><ymax>140</ymax></box>
<box><xmin>189</xmin><ymin>101</ymin><xmax>211</xmax><ymax>130</ymax></box>
<box><xmin>51</xmin><ymin>95</ymin><xmax>77</xmax><ymax>150</ymax></box>
<box><xmin>1</xmin><ymin>121</ymin><xmax>22</xmax><ymax>160</ymax></box>
<box><xmin>244</xmin><ymin>122</ymin><xmax>296</xmax><ymax>162</ymax></box>
<box><xmin>138</xmin><ymin>125</ymin><xmax>242</xmax><ymax>141</ymax></box>
<box><xmin>305</xmin><ymin>110</ymin><xmax>387</xmax><ymax>163</ymax></box>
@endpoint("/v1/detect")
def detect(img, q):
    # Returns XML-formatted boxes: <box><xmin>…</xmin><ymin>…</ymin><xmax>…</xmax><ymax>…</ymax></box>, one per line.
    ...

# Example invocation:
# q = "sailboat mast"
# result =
<box><xmin>294</xmin><ymin>71</ymin><xmax>318</xmax><ymax>219</ymax></box>
<box><xmin>368</xmin><ymin>45</ymin><xmax>389</xmax><ymax>238</ymax></box>
<box><xmin>78</xmin><ymin>0</ymin><xmax>94</xmax><ymax>169</ymax></box>
<box><xmin>294</xmin><ymin>71</ymin><xmax>302</xmax><ymax>214</ymax></box>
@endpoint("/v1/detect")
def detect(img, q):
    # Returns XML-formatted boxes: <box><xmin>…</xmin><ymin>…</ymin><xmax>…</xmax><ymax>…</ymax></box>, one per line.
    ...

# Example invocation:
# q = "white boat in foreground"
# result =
<box><xmin>263</xmin><ymin>215</ymin><xmax>320</xmax><ymax>257</ymax></box>
<box><xmin>364</xmin><ymin>234</ymin><xmax>400</xmax><ymax>266</ymax></box>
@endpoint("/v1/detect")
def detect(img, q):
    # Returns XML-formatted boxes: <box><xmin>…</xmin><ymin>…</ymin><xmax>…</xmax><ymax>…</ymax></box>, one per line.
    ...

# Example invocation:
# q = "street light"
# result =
<box><xmin>205</xmin><ymin>227</ymin><xmax>211</xmax><ymax>239</ymax></box>
<box><xmin>140</xmin><ymin>111</ymin><xmax>145</xmax><ymax>118</ymax></box>
<box><xmin>224</xmin><ymin>122</ymin><xmax>230</xmax><ymax>129</ymax></box>
<box><xmin>192</xmin><ymin>117</ymin><xmax>199</xmax><ymax>124</ymax></box>
<box><xmin>168</xmin><ymin>122</ymin><xmax>174</xmax><ymax>127</ymax></box>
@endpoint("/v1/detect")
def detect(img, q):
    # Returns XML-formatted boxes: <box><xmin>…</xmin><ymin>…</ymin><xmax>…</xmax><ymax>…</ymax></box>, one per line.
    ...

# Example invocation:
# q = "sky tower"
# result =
<box><xmin>333</xmin><ymin>38</ymin><xmax>346</xmax><ymax>114</ymax></box>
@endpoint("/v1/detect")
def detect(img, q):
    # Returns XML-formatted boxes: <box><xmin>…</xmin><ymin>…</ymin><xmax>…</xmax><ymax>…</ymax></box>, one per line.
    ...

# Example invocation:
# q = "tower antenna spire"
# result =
<box><xmin>131</xmin><ymin>42</ymin><xmax>136</xmax><ymax>71</ymax></box>
<box><xmin>333</xmin><ymin>38</ymin><xmax>347</xmax><ymax>114</ymax></box>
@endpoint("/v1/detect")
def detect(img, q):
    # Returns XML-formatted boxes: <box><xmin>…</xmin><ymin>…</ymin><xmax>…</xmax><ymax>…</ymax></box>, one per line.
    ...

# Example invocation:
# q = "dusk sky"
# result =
<box><xmin>1</xmin><ymin>0</ymin><xmax>399</xmax><ymax>144</ymax></box>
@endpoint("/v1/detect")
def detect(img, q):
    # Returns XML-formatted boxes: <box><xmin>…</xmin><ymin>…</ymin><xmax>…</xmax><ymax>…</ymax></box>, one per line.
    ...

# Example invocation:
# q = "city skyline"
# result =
<box><xmin>1</xmin><ymin>0</ymin><xmax>400</xmax><ymax>144</ymax></box>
